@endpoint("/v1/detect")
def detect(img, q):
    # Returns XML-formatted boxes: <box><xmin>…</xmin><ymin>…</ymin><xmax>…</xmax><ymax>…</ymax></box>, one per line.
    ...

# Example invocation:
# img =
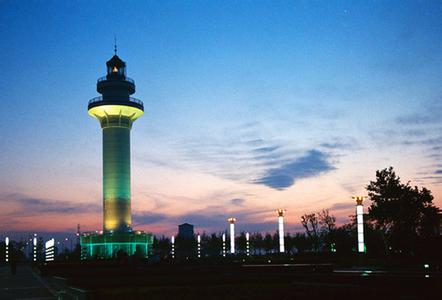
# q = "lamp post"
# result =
<box><xmin>352</xmin><ymin>196</ymin><xmax>367</xmax><ymax>253</ymax></box>
<box><xmin>276</xmin><ymin>209</ymin><xmax>286</xmax><ymax>253</ymax></box>
<box><xmin>222</xmin><ymin>233</ymin><xmax>226</xmax><ymax>257</ymax></box>
<box><xmin>33</xmin><ymin>234</ymin><xmax>37</xmax><ymax>262</ymax></box>
<box><xmin>246</xmin><ymin>232</ymin><xmax>250</xmax><ymax>256</ymax></box>
<box><xmin>227</xmin><ymin>217</ymin><xmax>237</xmax><ymax>254</ymax></box>
<box><xmin>197</xmin><ymin>234</ymin><xmax>201</xmax><ymax>258</ymax></box>
<box><xmin>5</xmin><ymin>237</ymin><xmax>9</xmax><ymax>263</ymax></box>
<box><xmin>171</xmin><ymin>235</ymin><xmax>175</xmax><ymax>259</ymax></box>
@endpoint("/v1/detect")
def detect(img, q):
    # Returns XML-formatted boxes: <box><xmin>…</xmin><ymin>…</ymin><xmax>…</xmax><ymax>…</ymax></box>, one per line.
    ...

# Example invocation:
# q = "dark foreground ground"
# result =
<box><xmin>1</xmin><ymin>260</ymin><xmax>440</xmax><ymax>300</ymax></box>
<box><xmin>33</xmin><ymin>260</ymin><xmax>441</xmax><ymax>300</ymax></box>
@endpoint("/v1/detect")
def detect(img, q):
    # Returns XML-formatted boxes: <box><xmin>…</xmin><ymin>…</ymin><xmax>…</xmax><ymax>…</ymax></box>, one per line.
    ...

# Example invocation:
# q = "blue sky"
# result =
<box><xmin>1</xmin><ymin>1</ymin><xmax>441</xmax><ymax>237</ymax></box>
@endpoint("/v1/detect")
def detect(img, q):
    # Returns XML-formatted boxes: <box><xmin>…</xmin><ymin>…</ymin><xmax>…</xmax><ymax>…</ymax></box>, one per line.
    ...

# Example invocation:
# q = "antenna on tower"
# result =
<box><xmin>114</xmin><ymin>35</ymin><xmax>117</xmax><ymax>55</ymax></box>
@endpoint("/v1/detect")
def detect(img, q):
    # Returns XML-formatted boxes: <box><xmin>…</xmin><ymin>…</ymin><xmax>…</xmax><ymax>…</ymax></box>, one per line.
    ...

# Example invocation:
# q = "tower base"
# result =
<box><xmin>80</xmin><ymin>231</ymin><xmax>153</xmax><ymax>260</ymax></box>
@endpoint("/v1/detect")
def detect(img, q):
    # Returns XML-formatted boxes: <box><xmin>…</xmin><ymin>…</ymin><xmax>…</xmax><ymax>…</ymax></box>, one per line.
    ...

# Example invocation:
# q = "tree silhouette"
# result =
<box><xmin>301</xmin><ymin>213</ymin><xmax>320</xmax><ymax>251</ymax></box>
<box><xmin>366</xmin><ymin>166</ymin><xmax>440</xmax><ymax>255</ymax></box>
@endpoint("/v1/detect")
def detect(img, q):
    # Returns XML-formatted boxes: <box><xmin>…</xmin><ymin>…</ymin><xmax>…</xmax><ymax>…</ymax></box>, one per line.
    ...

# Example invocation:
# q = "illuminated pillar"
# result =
<box><xmin>227</xmin><ymin>218</ymin><xmax>236</xmax><ymax>254</ymax></box>
<box><xmin>5</xmin><ymin>237</ymin><xmax>9</xmax><ymax>263</ymax></box>
<box><xmin>222</xmin><ymin>233</ymin><xmax>226</xmax><ymax>257</ymax></box>
<box><xmin>353</xmin><ymin>196</ymin><xmax>366</xmax><ymax>253</ymax></box>
<box><xmin>171</xmin><ymin>235</ymin><xmax>175</xmax><ymax>259</ymax></box>
<box><xmin>246</xmin><ymin>232</ymin><xmax>250</xmax><ymax>256</ymax></box>
<box><xmin>33</xmin><ymin>234</ymin><xmax>37</xmax><ymax>262</ymax></box>
<box><xmin>197</xmin><ymin>234</ymin><xmax>201</xmax><ymax>258</ymax></box>
<box><xmin>45</xmin><ymin>239</ymin><xmax>55</xmax><ymax>262</ymax></box>
<box><xmin>276</xmin><ymin>209</ymin><xmax>286</xmax><ymax>253</ymax></box>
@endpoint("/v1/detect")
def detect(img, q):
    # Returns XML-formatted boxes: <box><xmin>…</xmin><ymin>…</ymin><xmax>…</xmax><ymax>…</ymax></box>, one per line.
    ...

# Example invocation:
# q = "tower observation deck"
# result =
<box><xmin>81</xmin><ymin>53</ymin><xmax>152</xmax><ymax>259</ymax></box>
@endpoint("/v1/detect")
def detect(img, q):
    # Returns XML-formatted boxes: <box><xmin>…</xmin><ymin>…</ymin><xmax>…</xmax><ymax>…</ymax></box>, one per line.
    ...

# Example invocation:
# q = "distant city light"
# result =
<box><xmin>45</xmin><ymin>238</ymin><xmax>55</xmax><ymax>262</ymax></box>
<box><xmin>276</xmin><ymin>209</ymin><xmax>286</xmax><ymax>253</ymax></box>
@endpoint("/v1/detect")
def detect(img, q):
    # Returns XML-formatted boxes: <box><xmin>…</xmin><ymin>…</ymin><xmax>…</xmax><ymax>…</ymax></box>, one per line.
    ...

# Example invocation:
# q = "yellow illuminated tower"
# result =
<box><xmin>88</xmin><ymin>54</ymin><xmax>143</xmax><ymax>233</ymax></box>
<box><xmin>80</xmin><ymin>51</ymin><xmax>152</xmax><ymax>259</ymax></box>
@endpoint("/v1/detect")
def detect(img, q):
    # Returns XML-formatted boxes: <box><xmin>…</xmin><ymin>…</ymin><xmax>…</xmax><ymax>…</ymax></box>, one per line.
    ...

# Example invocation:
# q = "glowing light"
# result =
<box><xmin>246</xmin><ymin>232</ymin><xmax>250</xmax><ymax>256</ymax></box>
<box><xmin>227</xmin><ymin>218</ymin><xmax>236</xmax><ymax>254</ymax></box>
<box><xmin>5</xmin><ymin>237</ymin><xmax>9</xmax><ymax>263</ymax></box>
<box><xmin>171</xmin><ymin>235</ymin><xmax>175</xmax><ymax>259</ymax></box>
<box><xmin>353</xmin><ymin>196</ymin><xmax>366</xmax><ymax>253</ymax></box>
<box><xmin>276</xmin><ymin>209</ymin><xmax>286</xmax><ymax>253</ymax></box>
<box><xmin>88</xmin><ymin>104</ymin><xmax>144</xmax><ymax>122</ymax></box>
<box><xmin>45</xmin><ymin>238</ymin><xmax>55</xmax><ymax>262</ymax></box>
<box><xmin>222</xmin><ymin>233</ymin><xmax>226</xmax><ymax>257</ymax></box>
<box><xmin>33</xmin><ymin>234</ymin><xmax>37</xmax><ymax>262</ymax></box>
<box><xmin>197</xmin><ymin>234</ymin><xmax>201</xmax><ymax>258</ymax></box>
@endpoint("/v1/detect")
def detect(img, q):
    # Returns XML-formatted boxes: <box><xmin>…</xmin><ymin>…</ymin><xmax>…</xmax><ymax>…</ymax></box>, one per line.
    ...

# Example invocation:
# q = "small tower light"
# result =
<box><xmin>227</xmin><ymin>217</ymin><xmax>237</xmax><ymax>254</ymax></box>
<box><xmin>33</xmin><ymin>234</ymin><xmax>37</xmax><ymax>262</ymax></box>
<box><xmin>276</xmin><ymin>209</ymin><xmax>286</xmax><ymax>253</ymax></box>
<box><xmin>246</xmin><ymin>232</ymin><xmax>250</xmax><ymax>256</ymax></box>
<box><xmin>197</xmin><ymin>234</ymin><xmax>201</xmax><ymax>258</ymax></box>
<box><xmin>352</xmin><ymin>196</ymin><xmax>367</xmax><ymax>253</ymax></box>
<box><xmin>5</xmin><ymin>237</ymin><xmax>9</xmax><ymax>263</ymax></box>
<box><xmin>222</xmin><ymin>233</ymin><xmax>226</xmax><ymax>257</ymax></box>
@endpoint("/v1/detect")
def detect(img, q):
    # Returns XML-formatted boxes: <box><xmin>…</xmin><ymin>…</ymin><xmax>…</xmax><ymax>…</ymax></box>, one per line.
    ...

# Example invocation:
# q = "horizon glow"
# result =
<box><xmin>1</xmin><ymin>1</ymin><xmax>442</xmax><ymax>239</ymax></box>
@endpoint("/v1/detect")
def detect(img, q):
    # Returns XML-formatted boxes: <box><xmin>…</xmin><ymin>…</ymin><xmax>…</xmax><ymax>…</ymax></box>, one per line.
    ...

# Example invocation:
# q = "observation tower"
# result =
<box><xmin>80</xmin><ymin>51</ymin><xmax>153</xmax><ymax>259</ymax></box>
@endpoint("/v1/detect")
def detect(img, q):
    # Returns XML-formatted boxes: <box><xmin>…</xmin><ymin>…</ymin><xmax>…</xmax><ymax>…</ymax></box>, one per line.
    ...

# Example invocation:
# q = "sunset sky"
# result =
<box><xmin>1</xmin><ymin>1</ymin><xmax>441</xmax><ymax>239</ymax></box>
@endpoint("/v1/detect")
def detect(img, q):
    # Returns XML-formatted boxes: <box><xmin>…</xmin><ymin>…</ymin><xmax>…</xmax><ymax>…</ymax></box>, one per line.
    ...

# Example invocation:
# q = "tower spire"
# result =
<box><xmin>114</xmin><ymin>36</ymin><xmax>117</xmax><ymax>55</ymax></box>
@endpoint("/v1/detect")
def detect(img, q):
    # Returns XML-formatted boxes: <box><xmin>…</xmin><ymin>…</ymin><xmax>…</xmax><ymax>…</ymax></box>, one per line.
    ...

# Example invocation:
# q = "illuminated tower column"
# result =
<box><xmin>227</xmin><ymin>218</ymin><xmax>237</xmax><ymax>254</ymax></box>
<box><xmin>33</xmin><ymin>234</ymin><xmax>37</xmax><ymax>262</ymax></box>
<box><xmin>276</xmin><ymin>209</ymin><xmax>286</xmax><ymax>253</ymax></box>
<box><xmin>5</xmin><ymin>237</ymin><xmax>9</xmax><ymax>262</ymax></box>
<box><xmin>246</xmin><ymin>232</ymin><xmax>250</xmax><ymax>256</ymax></box>
<box><xmin>197</xmin><ymin>234</ymin><xmax>201</xmax><ymax>258</ymax></box>
<box><xmin>171</xmin><ymin>235</ymin><xmax>175</xmax><ymax>259</ymax></box>
<box><xmin>88</xmin><ymin>54</ymin><xmax>143</xmax><ymax>233</ymax></box>
<box><xmin>353</xmin><ymin>196</ymin><xmax>367</xmax><ymax>253</ymax></box>
<box><xmin>222</xmin><ymin>233</ymin><xmax>226</xmax><ymax>257</ymax></box>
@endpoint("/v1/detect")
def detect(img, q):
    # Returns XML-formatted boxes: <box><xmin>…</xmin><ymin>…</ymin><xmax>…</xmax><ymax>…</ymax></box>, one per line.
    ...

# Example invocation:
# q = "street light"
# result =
<box><xmin>227</xmin><ymin>217</ymin><xmax>237</xmax><ymax>254</ymax></box>
<box><xmin>33</xmin><ymin>234</ymin><xmax>37</xmax><ymax>262</ymax></box>
<box><xmin>276</xmin><ymin>209</ymin><xmax>286</xmax><ymax>253</ymax></box>
<box><xmin>246</xmin><ymin>232</ymin><xmax>250</xmax><ymax>256</ymax></box>
<box><xmin>197</xmin><ymin>234</ymin><xmax>201</xmax><ymax>258</ymax></box>
<box><xmin>5</xmin><ymin>237</ymin><xmax>9</xmax><ymax>263</ymax></box>
<box><xmin>352</xmin><ymin>196</ymin><xmax>367</xmax><ymax>253</ymax></box>
<box><xmin>222</xmin><ymin>233</ymin><xmax>226</xmax><ymax>257</ymax></box>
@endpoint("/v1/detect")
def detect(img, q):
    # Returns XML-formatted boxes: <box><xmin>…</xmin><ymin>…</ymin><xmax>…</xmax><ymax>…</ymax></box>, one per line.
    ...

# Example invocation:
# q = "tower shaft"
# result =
<box><xmin>102</xmin><ymin>118</ymin><xmax>132</xmax><ymax>232</ymax></box>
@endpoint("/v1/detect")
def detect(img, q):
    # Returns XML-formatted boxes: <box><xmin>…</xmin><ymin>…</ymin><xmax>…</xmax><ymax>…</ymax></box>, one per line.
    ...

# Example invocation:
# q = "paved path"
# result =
<box><xmin>0</xmin><ymin>265</ymin><xmax>56</xmax><ymax>300</ymax></box>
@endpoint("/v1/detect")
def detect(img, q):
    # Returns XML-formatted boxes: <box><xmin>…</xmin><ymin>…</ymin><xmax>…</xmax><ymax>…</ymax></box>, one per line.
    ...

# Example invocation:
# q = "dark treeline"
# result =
<box><xmin>153</xmin><ymin>167</ymin><xmax>441</xmax><ymax>261</ymax></box>
<box><xmin>2</xmin><ymin>167</ymin><xmax>440</xmax><ymax>264</ymax></box>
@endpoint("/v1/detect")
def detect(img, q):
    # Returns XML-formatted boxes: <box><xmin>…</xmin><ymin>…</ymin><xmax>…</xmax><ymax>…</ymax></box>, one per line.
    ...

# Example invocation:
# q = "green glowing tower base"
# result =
<box><xmin>81</xmin><ymin>53</ymin><xmax>153</xmax><ymax>259</ymax></box>
<box><xmin>80</xmin><ymin>231</ymin><xmax>153</xmax><ymax>260</ymax></box>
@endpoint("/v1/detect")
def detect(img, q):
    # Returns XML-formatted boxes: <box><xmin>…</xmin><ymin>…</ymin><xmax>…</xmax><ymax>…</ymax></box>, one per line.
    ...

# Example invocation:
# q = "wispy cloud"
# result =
<box><xmin>329</xmin><ymin>202</ymin><xmax>355</xmax><ymax>211</ymax></box>
<box><xmin>254</xmin><ymin>150</ymin><xmax>335</xmax><ymax>190</ymax></box>
<box><xmin>230</xmin><ymin>198</ymin><xmax>246</xmax><ymax>206</ymax></box>
<box><xmin>132</xmin><ymin>212</ymin><xmax>168</xmax><ymax>226</ymax></box>
<box><xmin>0</xmin><ymin>194</ymin><xmax>100</xmax><ymax>217</ymax></box>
